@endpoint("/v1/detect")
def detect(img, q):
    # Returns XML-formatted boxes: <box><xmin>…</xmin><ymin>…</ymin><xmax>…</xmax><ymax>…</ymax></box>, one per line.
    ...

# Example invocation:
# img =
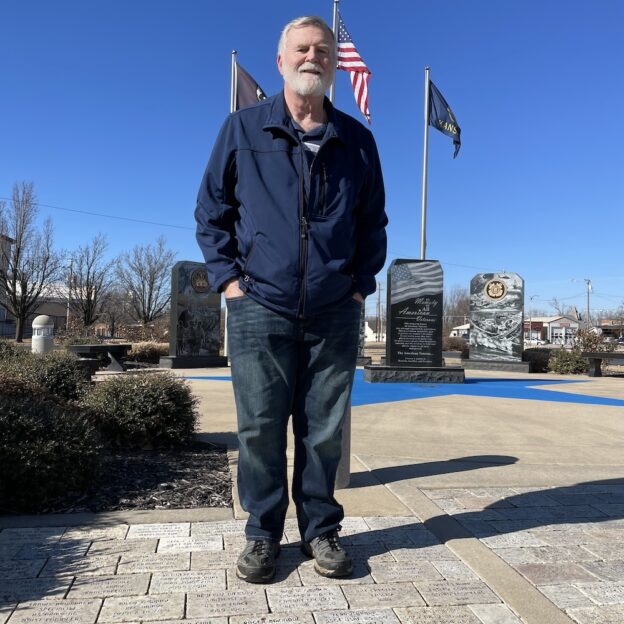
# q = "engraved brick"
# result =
<box><xmin>394</xmin><ymin>606</ymin><xmax>480</xmax><ymax>623</ymax></box>
<box><xmin>369</xmin><ymin>561</ymin><xmax>442</xmax><ymax>583</ymax></box>
<box><xmin>342</xmin><ymin>582</ymin><xmax>424</xmax><ymax>609</ymax></box>
<box><xmin>230</xmin><ymin>613</ymin><xmax>315</xmax><ymax>624</ymax></box>
<box><xmin>126</xmin><ymin>522</ymin><xmax>190</xmax><ymax>539</ymax></box>
<box><xmin>157</xmin><ymin>535</ymin><xmax>223</xmax><ymax>553</ymax></box>
<box><xmin>68</xmin><ymin>573</ymin><xmax>150</xmax><ymax>599</ymax></box>
<box><xmin>0</xmin><ymin>577</ymin><xmax>71</xmax><ymax>602</ymax></box>
<box><xmin>117</xmin><ymin>552</ymin><xmax>190</xmax><ymax>574</ymax></box>
<box><xmin>191</xmin><ymin>520</ymin><xmax>247</xmax><ymax>535</ymax></box>
<box><xmin>7</xmin><ymin>598</ymin><xmax>102</xmax><ymax>623</ymax></box>
<box><xmin>187</xmin><ymin>588</ymin><xmax>268</xmax><ymax>618</ymax></box>
<box><xmin>15</xmin><ymin>541</ymin><xmax>90</xmax><ymax>560</ymax></box>
<box><xmin>415</xmin><ymin>581</ymin><xmax>499</xmax><ymax>606</ymax></box>
<box><xmin>0</xmin><ymin>528</ymin><xmax>64</xmax><ymax>544</ymax></box>
<box><xmin>515</xmin><ymin>563</ymin><xmax>597</xmax><ymax>585</ymax></box>
<box><xmin>0</xmin><ymin>603</ymin><xmax>16</xmax><ymax>624</ymax></box>
<box><xmin>267</xmin><ymin>586</ymin><xmax>348</xmax><ymax>612</ymax></box>
<box><xmin>538</xmin><ymin>584</ymin><xmax>595</xmax><ymax>609</ymax></box>
<box><xmin>430</xmin><ymin>561</ymin><xmax>478</xmax><ymax>581</ymax></box>
<box><xmin>581</xmin><ymin>561</ymin><xmax>624</xmax><ymax>582</ymax></box>
<box><xmin>40</xmin><ymin>554</ymin><xmax>119</xmax><ymax>577</ymax></box>
<box><xmin>575</xmin><ymin>581</ymin><xmax>624</xmax><ymax>605</ymax></box>
<box><xmin>150</xmin><ymin>569</ymin><xmax>225</xmax><ymax>593</ymax></box>
<box><xmin>86</xmin><ymin>538</ymin><xmax>157</xmax><ymax>557</ymax></box>
<box><xmin>298</xmin><ymin>560</ymin><xmax>372</xmax><ymax>586</ymax></box>
<box><xmin>566</xmin><ymin>605</ymin><xmax>624</xmax><ymax>624</ymax></box>
<box><xmin>314</xmin><ymin>609</ymin><xmax>400</xmax><ymax>624</ymax></box>
<box><xmin>389</xmin><ymin>545</ymin><xmax>458</xmax><ymax>561</ymax></box>
<box><xmin>468</xmin><ymin>604</ymin><xmax>522</xmax><ymax>623</ymax></box>
<box><xmin>0</xmin><ymin>559</ymin><xmax>46</xmax><ymax>579</ymax></box>
<box><xmin>61</xmin><ymin>526</ymin><xmax>128</xmax><ymax>542</ymax></box>
<box><xmin>480</xmin><ymin>533</ymin><xmax>547</xmax><ymax>548</ymax></box>
<box><xmin>227</xmin><ymin>565</ymin><xmax>301</xmax><ymax>589</ymax></box>
<box><xmin>99</xmin><ymin>594</ymin><xmax>185</xmax><ymax>622</ymax></box>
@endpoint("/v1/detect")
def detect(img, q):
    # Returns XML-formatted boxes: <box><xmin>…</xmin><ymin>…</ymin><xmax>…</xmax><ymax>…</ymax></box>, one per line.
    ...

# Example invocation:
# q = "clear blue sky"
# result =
<box><xmin>1</xmin><ymin>0</ymin><xmax>623</xmax><ymax>317</ymax></box>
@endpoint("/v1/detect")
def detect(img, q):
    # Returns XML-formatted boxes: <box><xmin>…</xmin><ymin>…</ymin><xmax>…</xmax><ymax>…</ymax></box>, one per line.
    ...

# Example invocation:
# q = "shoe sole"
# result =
<box><xmin>301</xmin><ymin>542</ymin><xmax>353</xmax><ymax>578</ymax></box>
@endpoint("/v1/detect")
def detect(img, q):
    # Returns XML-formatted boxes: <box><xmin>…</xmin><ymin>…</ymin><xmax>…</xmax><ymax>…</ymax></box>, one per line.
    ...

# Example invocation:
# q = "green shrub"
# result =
<box><xmin>574</xmin><ymin>329</ymin><xmax>617</xmax><ymax>353</ymax></box>
<box><xmin>0</xmin><ymin>374</ymin><xmax>100</xmax><ymax>512</ymax></box>
<box><xmin>82</xmin><ymin>373</ymin><xmax>198</xmax><ymax>448</ymax></box>
<box><xmin>548</xmin><ymin>348</ymin><xmax>588</xmax><ymax>374</ymax></box>
<box><xmin>443</xmin><ymin>336</ymin><xmax>469</xmax><ymax>358</ymax></box>
<box><xmin>0</xmin><ymin>350</ymin><xmax>89</xmax><ymax>401</ymax></box>
<box><xmin>0</xmin><ymin>340</ymin><xmax>23</xmax><ymax>360</ymax></box>
<box><xmin>127</xmin><ymin>341</ymin><xmax>169</xmax><ymax>364</ymax></box>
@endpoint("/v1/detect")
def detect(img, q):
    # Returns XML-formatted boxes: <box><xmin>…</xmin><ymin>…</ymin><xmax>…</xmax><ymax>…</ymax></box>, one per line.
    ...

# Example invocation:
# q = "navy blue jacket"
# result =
<box><xmin>195</xmin><ymin>91</ymin><xmax>387</xmax><ymax>318</ymax></box>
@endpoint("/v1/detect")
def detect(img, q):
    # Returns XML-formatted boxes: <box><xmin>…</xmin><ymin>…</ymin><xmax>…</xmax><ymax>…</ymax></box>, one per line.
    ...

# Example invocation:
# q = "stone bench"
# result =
<box><xmin>581</xmin><ymin>351</ymin><xmax>623</xmax><ymax>377</ymax></box>
<box><xmin>68</xmin><ymin>343</ymin><xmax>132</xmax><ymax>372</ymax></box>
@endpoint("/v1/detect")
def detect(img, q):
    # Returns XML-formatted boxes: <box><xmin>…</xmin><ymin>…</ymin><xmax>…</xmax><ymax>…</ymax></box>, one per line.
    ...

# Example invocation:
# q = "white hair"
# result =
<box><xmin>278</xmin><ymin>16</ymin><xmax>336</xmax><ymax>58</ymax></box>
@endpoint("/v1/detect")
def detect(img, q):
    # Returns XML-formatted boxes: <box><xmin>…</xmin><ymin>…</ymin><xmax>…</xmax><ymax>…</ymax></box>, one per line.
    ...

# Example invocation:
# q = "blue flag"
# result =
<box><xmin>429</xmin><ymin>81</ymin><xmax>461</xmax><ymax>158</ymax></box>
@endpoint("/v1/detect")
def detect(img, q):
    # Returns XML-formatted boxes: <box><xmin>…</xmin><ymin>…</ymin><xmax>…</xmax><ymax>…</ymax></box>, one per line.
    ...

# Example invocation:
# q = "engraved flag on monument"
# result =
<box><xmin>391</xmin><ymin>260</ymin><xmax>443</xmax><ymax>305</ymax></box>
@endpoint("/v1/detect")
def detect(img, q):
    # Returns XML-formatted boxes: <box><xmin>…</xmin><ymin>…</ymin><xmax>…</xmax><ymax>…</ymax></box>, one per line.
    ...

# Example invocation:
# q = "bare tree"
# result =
<box><xmin>443</xmin><ymin>285</ymin><xmax>470</xmax><ymax>337</ymax></box>
<box><xmin>116</xmin><ymin>236</ymin><xmax>176</xmax><ymax>325</ymax></box>
<box><xmin>549</xmin><ymin>297</ymin><xmax>572</xmax><ymax>316</ymax></box>
<box><xmin>67</xmin><ymin>234</ymin><xmax>115</xmax><ymax>329</ymax></box>
<box><xmin>0</xmin><ymin>182</ymin><xmax>64</xmax><ymax>341</ymax></box>
<box><xmin>101</xmin><ymin>288</ymin><xmax>132</xmax><ymax>338</ymax></box>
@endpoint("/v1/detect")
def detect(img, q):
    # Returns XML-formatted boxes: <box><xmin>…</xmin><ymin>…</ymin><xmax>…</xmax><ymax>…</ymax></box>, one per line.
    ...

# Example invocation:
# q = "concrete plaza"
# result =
<box><xmin>1</xmin><ymin>367</ymin><xmax>624</xmax><ymax>623</ymax></box>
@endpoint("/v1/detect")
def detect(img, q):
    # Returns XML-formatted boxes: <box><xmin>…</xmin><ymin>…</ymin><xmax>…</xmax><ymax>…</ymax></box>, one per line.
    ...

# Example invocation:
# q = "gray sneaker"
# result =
<box><xmin>302</xmin><ymin>530</ymin><xmax>353</xmax><ymax>577</ymax></box>
<box><xmin>236</xmin><ymin>539</ymin><xmax>280</xmax><ymax>583</ymax></box>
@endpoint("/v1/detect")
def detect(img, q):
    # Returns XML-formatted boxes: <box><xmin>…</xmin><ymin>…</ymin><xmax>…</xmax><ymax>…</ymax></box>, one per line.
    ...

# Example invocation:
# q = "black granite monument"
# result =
<box><xmin>159</xmin><ymin>261</ymin><xmax>227</xmax><ymax>368</ymax></box>
<box><xmin>365</xmin><ymin>259</ymin><xmax>464</xmax><ymax>383</ymax></box>
<box><xmin>462</xmin><ymin>272</ymin><xmax>529</xmax><ymax>372</ymax></box>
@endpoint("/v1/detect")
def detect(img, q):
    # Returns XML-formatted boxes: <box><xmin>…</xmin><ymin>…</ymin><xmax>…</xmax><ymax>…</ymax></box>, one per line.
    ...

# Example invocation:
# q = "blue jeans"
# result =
<box><xmin>226</xmin><ymin>295</ymin><xmax>361</xmax><ymax>543</ymax></box>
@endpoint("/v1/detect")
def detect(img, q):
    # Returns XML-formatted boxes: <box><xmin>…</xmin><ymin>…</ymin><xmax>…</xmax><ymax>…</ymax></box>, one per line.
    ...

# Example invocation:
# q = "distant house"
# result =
<box><xmin>449</xmin><ymin>323</ymin><xmax>469</xmax><ymax>339</ymax></box>
<box><xmin>524</xmin><ymin>315</ymin><xmax>580</xmax><ymax>345</ymax></box>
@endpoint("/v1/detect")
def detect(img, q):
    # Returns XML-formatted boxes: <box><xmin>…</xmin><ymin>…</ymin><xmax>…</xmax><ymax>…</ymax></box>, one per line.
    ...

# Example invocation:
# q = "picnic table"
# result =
<box><xmin>67</xmin><ymin>343</ymin><xmax>132</xmax><ymax>372</ymax></box>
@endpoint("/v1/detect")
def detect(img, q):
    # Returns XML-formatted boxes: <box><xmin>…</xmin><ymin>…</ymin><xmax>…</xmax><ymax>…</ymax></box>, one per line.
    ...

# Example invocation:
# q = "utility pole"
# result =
<box><xmin>375</xmin><ymin>281</ymin><xmax>383</xmax><ymax>342</ymax></box>
<box><xmin>584</xmin><ymin>279</ymin><xmax>592</xmax><ymax>330</ymax></box>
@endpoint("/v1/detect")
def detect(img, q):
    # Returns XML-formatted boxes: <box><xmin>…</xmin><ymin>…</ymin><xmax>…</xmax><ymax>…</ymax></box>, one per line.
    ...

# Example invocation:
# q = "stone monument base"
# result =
<box><xmin>364</xmin><ymin>365</ymin><xmax>465</xmax><ymax>384</ymax></box>
<box><xmin>159</xmin><ymin>355</ymin><xmax>228</xmax><ymax>369</ymax></box>
<box><xmin>461</xmin><ymin>359</ymin><xmax>531</xmax><ymax>373</ymax></box>
<box><xmin>357</xmin><ymin>356</ymin><xmax>372</xmax><ymax>366</ymax></box>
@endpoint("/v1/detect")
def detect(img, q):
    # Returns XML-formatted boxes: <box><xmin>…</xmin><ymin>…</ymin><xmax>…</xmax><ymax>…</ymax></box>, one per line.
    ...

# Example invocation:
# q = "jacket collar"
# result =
<box><xmin>263</xmin><ymin>91</ymin><xmax>344</xmax><ymax>145</ymax></box>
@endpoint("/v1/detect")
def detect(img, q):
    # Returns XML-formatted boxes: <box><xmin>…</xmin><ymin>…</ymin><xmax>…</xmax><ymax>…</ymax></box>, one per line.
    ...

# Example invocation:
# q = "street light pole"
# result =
<box><xmin>584</xmin><ymin>279</ymin><xmax>592</xmax><ymax>331</ymax></box>
<box><xmin>528</xmin><ymin>294</ymin><xmax>539</xmax><ymax>343</ymax></box>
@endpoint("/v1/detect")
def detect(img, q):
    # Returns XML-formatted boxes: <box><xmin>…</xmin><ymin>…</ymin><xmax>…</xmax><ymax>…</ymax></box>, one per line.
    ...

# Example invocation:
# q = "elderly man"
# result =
<box><xmin>195</xmin><ymin>15</ymin><xmax>387</xmax><ymax>583</ymax></box>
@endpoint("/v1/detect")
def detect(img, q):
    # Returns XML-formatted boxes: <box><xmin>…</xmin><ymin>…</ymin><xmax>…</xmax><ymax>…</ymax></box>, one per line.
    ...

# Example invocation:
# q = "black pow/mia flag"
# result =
<box><xmin>235</xmin><ymin>62</ymin><xmax>267</xmax><ymax>110</ymax></box>
<box><xmin>429</xmin><ymin>80</ymin><xmax>461</xmax><ymax>158</ymax></box>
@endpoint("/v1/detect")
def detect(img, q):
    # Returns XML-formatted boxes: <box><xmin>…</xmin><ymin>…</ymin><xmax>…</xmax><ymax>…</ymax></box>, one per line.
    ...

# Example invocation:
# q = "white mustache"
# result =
<box><xmin>298</xmin><ymin>62</ymin><xmax>323</xmax><ymax>75</ymax></box>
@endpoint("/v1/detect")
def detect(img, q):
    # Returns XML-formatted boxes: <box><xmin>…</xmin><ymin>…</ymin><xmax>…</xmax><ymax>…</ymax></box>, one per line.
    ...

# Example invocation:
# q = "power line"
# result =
<box><xmin>0</xmin><ymin>197</ymin><xmax>195</xmax><ymax>231</ymax></box>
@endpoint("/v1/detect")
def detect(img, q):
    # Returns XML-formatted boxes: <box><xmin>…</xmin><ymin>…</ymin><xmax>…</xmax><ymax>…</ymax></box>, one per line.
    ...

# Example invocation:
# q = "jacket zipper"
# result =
<box><xmin>297</xmin><ymin>146</ymin><xmax>309</xmax><ymax>319</ymax></box>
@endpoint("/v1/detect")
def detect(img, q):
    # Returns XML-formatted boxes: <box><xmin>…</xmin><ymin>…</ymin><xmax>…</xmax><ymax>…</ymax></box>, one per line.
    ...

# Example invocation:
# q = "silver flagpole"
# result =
<box><xmin>329</xmin><ymin>0</ymin><xmax>339</xmax><ymax>103</ymax></box>
<box><xmin>230</xmin><ymin>50</ymin><xmax>237</xmax><ymax>113</ymax></box>
<box><xmin>420</xmin><ymin>66</ymin><xmax>431</xmax><ymax>260</ymax></box>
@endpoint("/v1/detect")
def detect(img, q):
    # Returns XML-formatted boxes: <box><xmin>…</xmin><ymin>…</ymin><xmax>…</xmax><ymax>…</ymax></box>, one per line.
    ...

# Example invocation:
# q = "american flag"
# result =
<box><xmin>336</xmin><ymin>13</ymin><xmax>371</xmax><ymax>124</ymax></box>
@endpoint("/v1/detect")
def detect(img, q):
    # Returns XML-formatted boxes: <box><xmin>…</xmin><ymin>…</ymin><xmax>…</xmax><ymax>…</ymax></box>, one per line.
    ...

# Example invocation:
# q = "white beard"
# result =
<box><xmin>283</xmin><ymin>62</ymin><xmax>333</xmax><ymax>97</ymax></box>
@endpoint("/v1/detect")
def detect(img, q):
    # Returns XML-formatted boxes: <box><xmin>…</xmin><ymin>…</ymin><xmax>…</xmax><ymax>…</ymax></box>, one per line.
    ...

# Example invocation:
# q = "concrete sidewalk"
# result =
<box><xmin>1</xmin><ymin>368</ymin><xmax>624</xmax><ymax>623</ymax></box>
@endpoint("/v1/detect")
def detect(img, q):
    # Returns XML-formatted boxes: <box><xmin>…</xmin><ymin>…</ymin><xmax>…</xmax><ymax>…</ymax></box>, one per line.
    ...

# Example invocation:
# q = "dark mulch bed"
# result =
<box><xmin>31</xmin><ymin>441</ymin><xmax>233</xmax><ymax>514</ymax></box>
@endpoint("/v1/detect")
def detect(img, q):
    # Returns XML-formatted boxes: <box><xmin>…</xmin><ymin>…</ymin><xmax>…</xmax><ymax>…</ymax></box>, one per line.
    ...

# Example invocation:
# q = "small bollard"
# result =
<box><xmin>31</xmin><ymin>315</ymin><xmax>54</xmax><ymax>355</ymax></box>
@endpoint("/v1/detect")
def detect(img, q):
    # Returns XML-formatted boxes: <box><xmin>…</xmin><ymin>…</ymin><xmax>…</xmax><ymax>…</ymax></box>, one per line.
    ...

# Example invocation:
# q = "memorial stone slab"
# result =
<box><xmin>266</xmin><ymin>586</ymin><xmax>347</xmax><ymax>612</ymax></box>
<box><xmin>150</xmin><ymin>569</ymin><xmax>225</xmax><ymax>593</ymax></box>
<box><xmin>575</xmin><ymin>581</ymin><xmax>624</xmax><ymax>605</ymax></box>
<box><xmin>341</xmin><ymin>582</ymin><xmax>425</xmax><ymax>609</ymax></box>
<box><xmin>566</xmin><ymin>605</ymin><xmax>624</xmax><ymax>624</ymax></box>
<box><xmin>156</xmin><ymin>535</ymin><xmax>223</xmax><ymax>553</ymax></box>
<box><xmin>313</xmin><ymin>609</ymin><xmax>400</xmax><ymax>624</ymax></box>
<box><xmin>389</xmin><ymin>545</ymin><xmax>459</xmax><ymax>561</ymax></box>
<box><xmin>0</xmin><ymin>528</ymin><xmax>65</xmax><ymax>544</ymax></box>
<box><xmin>538</xmin><ymin>583</ymin><xmax>596</xmax><ymax>609</ymax></box>
<box><xmin>414</xmin><ymin>581</ymin><xmax>500</xmax><ymax>606</ymax></box>
<box><xmin>297</xmin><ymin>561</ymin><xmax>373</xmax><ymax>586</ymax></box>
<box><xmin>369</xmin><ymin>561</ymin><xmax>442</xmax><ymax>584</ymax></box>
<box><xmin>229</xmin><ymin>614</ymin><xmax>315</xmax><ymax>624</ymax></box>
<box><xmin>86</xmin><ymin>538</ymin><xmax>157</xmax><ymax>557</ymax></box>
<box><xmin>40</xmin><ymin>554</ymin><xmax>119</xmax><ymax>577</ymax></box>
<box><xmin>68</xmin><ymin>573</ymin><xmax>151</xmax><ymax>599</ymax></box>
<box><xmin>0</xmin><ymin>559</ymin><xmax>46</xmax><ymax>579</ymax></box>
<box><xmin>61</xmin><ymin>526</ymin><xmax>129</xmax><ymax>542</ymax></box>
<box><xmin>515</xmin><ymin>563</ymin><xmax>597</xmax><ymax>585</ymax></box>
<box><xmin>581</xmin><ymin>561</ymin><xmax>624</xmax><ymax>581</ymax></box>
<box><xmin>161</xmin><ymin>261</ymin><xmax>226</xmax><ymax>368</ymax></box>
<box><xmin>466</xmin><ymin>272</ymin><xmax>525</xmax><ymax>367</ymax></box>
<box><xmin>126</xmin><ymin>522</ymin><xmax>190</xmax><ymax>539</ymax></box>
<box><xmin>99</xmin><ymin>594</ymin><xmax>185</xmax><ymax>623</ymax></box>
<box><xmin>0</xmin><ymin>577</ymin><xmax>71</xmax><ymax>602</ymax></box>
<box><xmin>366</xmin><ymin>260</ymin><xmax>463</xmax><ymax>383</ymax></box>
<box><xmin>467</xmin><ymin>604</ymin><xmax>523</xmax><ymax>624</ymax></box>
<box><xmin>15</xmin><ymin>540</ymin><xmax>91</xmax><ymax>560</ymax></box>
<box><xmin>430</xmin><ymin>561</ymin><xmax>479</xmax><ymax>581</ymax></box>
<box><xmin>223</xmin><ymin>534</ymin><xmax>249</xmax><ymax>550</ymax></box>
<box><xmin>394</xmin><ymin>606</ymin><xmax>481</xmax><ymax>624</ymax></box>
<box><xmin>7</xmin><ymin>599</ymin><xmax>102</xmax><ymax>624</ymax></box>
<box><xmin>344</xmin><ymin>533</ymin><xmax>414</xmax><ymax>548</ymax></box>
<box><xmin>227</xmin><ymin>566</ymin><xmax>302</xmax><ymax>589</ymax></box>
<box><xmin>187</xmin><ymin>588</ymin><xmax>268</xmax><ymax>618</ymax></box>
<box><xmin>117</xmin><ymin>552</ymin><xmax>190</xmax><ymax>574</ymax></box>
<box><xmin>191</xmin><ymin>520</ymin><xmax>247</xmax><ymax>535</ymax></box>
<box><xmin>191</xmin><ymin>549</ymin><xmax>240</xmax><ymax>570</ymax></box>
<box><xmin>0</xmin><ymin>603</ymin><xmax>15</xmax><ymax>624</ymax></box>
